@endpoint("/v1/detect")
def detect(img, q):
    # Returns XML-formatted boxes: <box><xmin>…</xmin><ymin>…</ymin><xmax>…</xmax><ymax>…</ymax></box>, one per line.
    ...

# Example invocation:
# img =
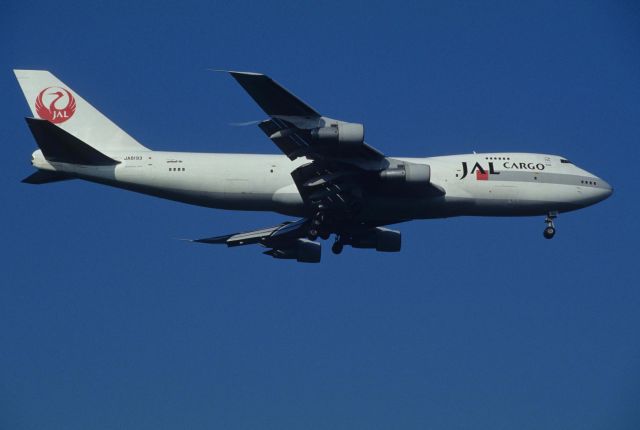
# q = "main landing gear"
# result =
<box><xmin>307</xmin><ymin>211</ymin><xmax>345</xmax><ymax>254</ymax></box>
<box><xmin>543</xmin><ymin>211</ymin><xmax>557</xmax><ymax>239</ymax></box>
<box><xmin>307</xmin><ymin>211</ymin><xmax>323</xmax><ymax>240</ymax></box>
<box><xmin>308</xmin><ymin>210</ymin><xmax>330</xmax><ymax>241</ymax></box>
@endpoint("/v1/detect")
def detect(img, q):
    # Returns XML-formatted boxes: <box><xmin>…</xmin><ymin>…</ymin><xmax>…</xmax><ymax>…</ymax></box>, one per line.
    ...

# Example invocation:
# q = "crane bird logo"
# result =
<box><xmin>35</xmin><ymin>87</ymin><xmax>76</xmax><ymax>124</ymax></box>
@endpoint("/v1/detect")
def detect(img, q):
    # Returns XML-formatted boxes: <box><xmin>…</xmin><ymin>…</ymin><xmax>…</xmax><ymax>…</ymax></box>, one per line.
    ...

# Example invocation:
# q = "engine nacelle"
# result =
<box><xmin>379</xmin><ymin>163</ymin><xmax>431</xmax><ymax>185</ymax></box>
<box><xmin>350</xmin><ymin>227</ymin><xmax>401</xmax><ymax>252</ymax></box>
<box><xmin>310</xmin><ymin>122</ymin><xmax>364</xmax><ymax>145</ymax></box>
<box><xmin>269</xmin><ymin>238</ymin><xmax>321</xmax><ymax>263</ymax></box>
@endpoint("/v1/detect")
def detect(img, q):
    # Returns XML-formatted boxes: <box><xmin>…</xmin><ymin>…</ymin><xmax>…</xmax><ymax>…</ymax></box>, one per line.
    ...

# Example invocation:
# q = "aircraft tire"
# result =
<box><xmin>543</xmin><ymin>226</ymin><xmax>556</xmax><ymax>239</ymax></box>
<box><xmin>332</xmin><ymin>241</ymin><xmax>344</xmax><ymax>255</ymax></box>
<box><xmin>308</xmin><ymin>228</ymin><xmax>319</xmax><ymax>241</ymax></box>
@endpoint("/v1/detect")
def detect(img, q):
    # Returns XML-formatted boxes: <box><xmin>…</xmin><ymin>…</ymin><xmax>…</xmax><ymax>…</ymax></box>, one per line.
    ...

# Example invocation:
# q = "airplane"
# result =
<box><xmin>14</xmin><ymin>70</ymin><xmax>613</xmax><ymax>263</ymax></box>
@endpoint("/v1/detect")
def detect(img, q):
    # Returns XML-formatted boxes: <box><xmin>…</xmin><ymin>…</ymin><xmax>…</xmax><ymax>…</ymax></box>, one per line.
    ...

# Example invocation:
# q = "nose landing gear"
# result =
<box><xmin>543</xmin><ymin>211</ymin><xmax>557</xmax><ymax>239</ymax></box>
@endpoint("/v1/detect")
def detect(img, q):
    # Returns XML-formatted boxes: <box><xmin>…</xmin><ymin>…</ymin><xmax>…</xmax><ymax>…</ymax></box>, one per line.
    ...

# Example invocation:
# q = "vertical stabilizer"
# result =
<box><xmin>14</xmin><ymin>70</ymin><xmax>148</xmax><ymax>153</ymax></box>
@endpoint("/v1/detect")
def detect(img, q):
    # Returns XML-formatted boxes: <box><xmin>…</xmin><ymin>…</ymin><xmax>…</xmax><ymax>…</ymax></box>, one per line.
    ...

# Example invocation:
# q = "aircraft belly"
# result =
<box><xmin>437</xmin><ymin>181</ymin><xmax>582</xmax><ymax>216</ymax></box>
<box><xmin>360</xmin><ymin>179</ymin><xmax>583</xmax><ymax>222</ymax></box>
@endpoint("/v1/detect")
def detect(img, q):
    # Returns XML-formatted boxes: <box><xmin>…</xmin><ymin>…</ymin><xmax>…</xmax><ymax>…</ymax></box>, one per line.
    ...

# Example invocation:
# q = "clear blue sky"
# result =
<box><xmin>2</xmin><ymin>1</ymin><xmax>639</xmax><ymax>429</ymax></box>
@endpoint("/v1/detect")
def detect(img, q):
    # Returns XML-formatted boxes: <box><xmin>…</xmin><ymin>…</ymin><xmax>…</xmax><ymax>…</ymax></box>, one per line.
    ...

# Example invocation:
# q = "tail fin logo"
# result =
<box><xmin>35</xmin><ymin>87</ymin><xmax>76</xmax><ymax>124</ymax></box>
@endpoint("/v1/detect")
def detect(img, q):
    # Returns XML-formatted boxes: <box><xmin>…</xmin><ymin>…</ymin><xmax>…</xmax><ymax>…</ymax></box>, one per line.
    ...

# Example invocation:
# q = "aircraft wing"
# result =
<box><xmin>190</xmin><ymin>218</ymin><xmax>322</xmax><ymax>263</ymax></box>
<box><xmin>228</xmin><ymin>71</ymin><xmax>394</xmax><ymax>219</ymax></box>
<box><xmin>229</xmin><ymin>72</ymin><xmax>320</xmax><ymax>118</ymax></box>
<box><xmin>192</xmin><ymin>218</ymin><xmax>308</xmax><ymax>246</ymax></box>
<box><xmin>189</xmin><ymin>216</ymin><xmax>407</xmax><ymax>263</ymax></box>
<box><xmin>228</xmin><ymin>71</ymin><xmax>385</xmax><ymax>162</ymax></box>
<box><xmin>211</xmin><ymin>72</ymin><xmax>439</xmax><ymax>262</ymax></box>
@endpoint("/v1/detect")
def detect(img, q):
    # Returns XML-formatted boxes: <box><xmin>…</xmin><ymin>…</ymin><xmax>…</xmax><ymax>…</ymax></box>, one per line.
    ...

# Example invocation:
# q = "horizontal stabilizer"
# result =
<box><xmin>26</xmin><ymin>118</ymin><xmax>120</xmax><ymax>166</ymax></box>
<box><xmin>22</xmin><ymin>170</ymin><xmax>73</xmax><ymax>185</ymax></box>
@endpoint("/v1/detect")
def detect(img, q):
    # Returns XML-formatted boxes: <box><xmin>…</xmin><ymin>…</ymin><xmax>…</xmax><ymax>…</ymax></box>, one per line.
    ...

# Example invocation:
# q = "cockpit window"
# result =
<box><xmin>560</xmin><ymin>159</ymin><xmax>572</xmax><ymax>164</ymax></box>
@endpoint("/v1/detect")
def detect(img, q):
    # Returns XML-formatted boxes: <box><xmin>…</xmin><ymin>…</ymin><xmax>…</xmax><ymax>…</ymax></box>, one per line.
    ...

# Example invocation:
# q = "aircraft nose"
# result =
<box><xmin>598</xmin><ymin>179</ymin><xmax>613</xmax><ymax>200</ymax></box>
<box><xmin>576</xmin><ymin>175</ymin><xmax>613</xmax><ymax>207</ymax></box>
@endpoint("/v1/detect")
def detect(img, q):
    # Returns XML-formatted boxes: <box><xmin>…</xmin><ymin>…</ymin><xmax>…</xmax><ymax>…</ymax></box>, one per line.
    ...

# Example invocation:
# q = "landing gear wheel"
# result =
<box><xmin>312</xmin><ymin>211</ymin><xmax>324</xmax><ymax>226</ymax></box>
<box><xmin>320</xmin><ymin>231</ymin><xmax>330</xmax><ymax>240</ymax></box>
<box><xmin>309</xmin><ymin>210</ymin><xmax>325</xmax><ymax>241</ymax></box>
<box><xmin>331</xmin><ymin>240</ymin><xmax>344</xmax><ymax>255</ymax></box>
<box><xmin>307</xmin><ymin>228</ymin><xmax>319</xmax><ymax>241</ymax></box>
<box><xmin>543</xmin><ymin>226</ymin><xmax>556</xmax><ymax>239</ymax></box>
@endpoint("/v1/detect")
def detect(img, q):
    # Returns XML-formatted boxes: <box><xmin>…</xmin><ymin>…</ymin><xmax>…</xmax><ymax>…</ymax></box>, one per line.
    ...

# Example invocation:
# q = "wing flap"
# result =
<box><xmin>258</xmin><ymin>119</ymin><xmax>307</xmax><ymax>159</ymax></box>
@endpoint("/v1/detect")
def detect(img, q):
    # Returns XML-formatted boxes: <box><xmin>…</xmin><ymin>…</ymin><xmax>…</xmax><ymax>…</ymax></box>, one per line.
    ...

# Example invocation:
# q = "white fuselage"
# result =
<box><xmin>31</xmin><ymin>149</ymin><xmax>612</xmax><ymax>222</ymax></box>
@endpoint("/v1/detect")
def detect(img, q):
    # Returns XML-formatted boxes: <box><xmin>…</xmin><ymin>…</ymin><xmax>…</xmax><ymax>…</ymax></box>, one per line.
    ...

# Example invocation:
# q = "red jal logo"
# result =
<box><xmin>35</xmin><ymin>87</ymin><xmax>76</xmax><ymax>124</ymax></box>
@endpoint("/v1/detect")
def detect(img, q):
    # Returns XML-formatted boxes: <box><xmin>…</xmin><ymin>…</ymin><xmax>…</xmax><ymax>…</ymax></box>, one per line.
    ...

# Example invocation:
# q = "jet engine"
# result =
<box><xmin>310</xmin><ymin>122</ymin><xmax>364</xmax><ymax>145</ymax></box>
<box><xmin>349</xmin><ymin>227</ymin><xmax>401</xmax><ymax>252</ymax></box>
<box><xmin>266</xmin><ymin>238</ymin><xmax>321</xmax><ymax>263</ymax></box>
<box><xmin>379</xmin><ymin>162</ymin><xmax>430</xmax><ymax>185</ymax></box>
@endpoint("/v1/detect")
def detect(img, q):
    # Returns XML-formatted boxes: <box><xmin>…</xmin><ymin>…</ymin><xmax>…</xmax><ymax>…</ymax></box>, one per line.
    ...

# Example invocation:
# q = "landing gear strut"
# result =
<box><xmin>307</xmin><ymin>210</ymin><xmax>325</xmax><ymax>241</ymax></box>
<box><xmin>543</xmin><ymin>211</ymin><xmax>557</xmax><ymax>239</ymax></box>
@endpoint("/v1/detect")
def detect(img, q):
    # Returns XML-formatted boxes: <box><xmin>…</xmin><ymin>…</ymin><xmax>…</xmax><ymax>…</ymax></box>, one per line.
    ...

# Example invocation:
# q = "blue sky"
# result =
<box><xmin>2</xmin><ymin>1</ymin><xmax>640</xmax><ymax>429</ymax></box>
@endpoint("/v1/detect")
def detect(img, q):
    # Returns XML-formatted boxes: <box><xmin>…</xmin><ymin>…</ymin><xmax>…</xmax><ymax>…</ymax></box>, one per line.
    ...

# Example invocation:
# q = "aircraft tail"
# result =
<box><xmin>14</xmin><ymin>69</ymin><xmax>149</xmax><ymax>154</ymax></box>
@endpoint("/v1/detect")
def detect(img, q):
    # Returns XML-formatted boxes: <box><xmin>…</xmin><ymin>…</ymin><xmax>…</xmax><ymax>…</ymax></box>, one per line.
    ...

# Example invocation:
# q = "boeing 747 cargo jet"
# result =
<box><xmin>14</xmin><ymin>70</ymin><xmax>613</xmax><ymax>262</ymax></box>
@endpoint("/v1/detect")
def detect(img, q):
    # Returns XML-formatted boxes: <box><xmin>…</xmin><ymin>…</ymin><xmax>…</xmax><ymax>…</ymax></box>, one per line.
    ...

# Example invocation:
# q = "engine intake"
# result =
<box><xmin>310</xmin><ymin>122</ymin><xmax>364</xmax><ymax>145</ymax></box>
<box><xmin>350</xmin><ymin>227</ymin><xmax>401</xmax><ymax>252</ymax></box>
<box><xmin>267</xmin><ymin>238</ymin><xmax>321</xmax><ymax>263</ymax></box>
<box><xmin>379</xmin><ymin>163</ymin><xmax>430</xmax><ymax>185</ymax></box>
